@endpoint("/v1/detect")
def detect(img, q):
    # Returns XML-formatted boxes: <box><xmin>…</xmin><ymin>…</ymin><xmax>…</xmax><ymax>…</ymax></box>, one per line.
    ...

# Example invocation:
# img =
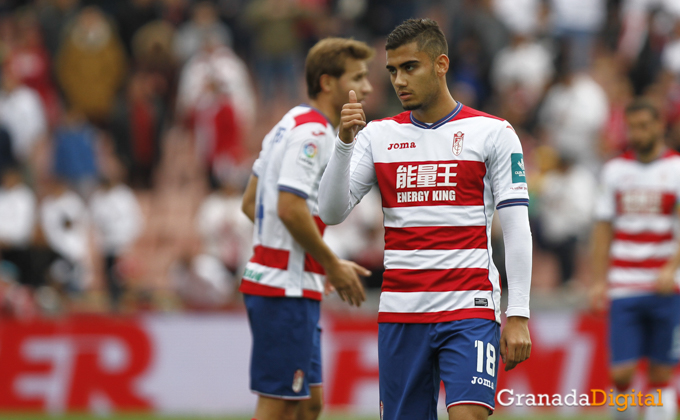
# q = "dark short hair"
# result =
<box><xmin>385</xmin><ymin>18</ymin><xmax>448</xmax><ymax>60</ymax></box>
<box><xmin>625</xmin><ymin>99</ymin><xmax>660</xmax><ymax>120</ymax></box>
<box><xmin>305</xmin><ymin>38</ymin><xmax>375</xmax><ymax>99</ymax></box>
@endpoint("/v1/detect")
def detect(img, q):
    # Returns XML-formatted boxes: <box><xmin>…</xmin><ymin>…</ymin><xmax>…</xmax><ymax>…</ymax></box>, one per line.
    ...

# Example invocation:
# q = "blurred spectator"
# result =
<box><xmin>244</xmin><ymin>0</ymin><xmax>307</xmax><ymax>103</ymax></box>
<box><xmin>491</xmin><ymin>33</ymin><xmax>554</xmax><ymax>109</ymax></box>
<box><xmin>0</xmin><ymin>62</ymin><xmax>47</xmax><ymax>164</ymax></box>
<box><xmin>538</xmin><ymin>68</ymin><xmax>609</xmax><ymax>172</ymax></box>
<box><xmin>176</xmin><ymin>36</ymin><xmax>255</xmax><ymax>175</ymax></box>
<box><xmin>110</xmin><ymin>71</ymin><xmax>167</xmax><ymax>189</ymax></box>
<box><xmin>90</xmin><ymin>177</ymin><xmax>143</xmax><ymax>310</ymax></box>
<box><xmin>37</xmin><ymin>0</ymin><xmax>81</xmax><ymax>58</ymax></box>
<box><xmin>492</xmin><ymin>0</ymin><xmax>545</xmax><ymax>36</ymax></box>
<box><xmin>170</xmin><ymin>252</ymin><xmax>233</xmax><ymax>310</ymax></box>
<box><xmin>56</xmin><ymin>6</ymin><xmax>127</xmax><ymax>126</ymax></box>
<box><xmin>0</xmin><ymin>164</ymin><xmax>37</xmax><ymax>286</ymax></box>
<box><xmin>661</xmin><ymin>18</ymin><xmax>680</xmax><ymax>76</ymax></box>
<box><xmin>40</xmin><ymin>178</ymin><xmax>89</xmax><ymax>295</ymax></box>
<box><xmin>7</xmin><ymin>10</ymin><xmax>61</xmax><ymax>126</ymax></box>
<box><xmin>52</xmin><ymin>108</ymin><xmax>99</xmax><ymax>197</ymax></box>
<box><xmin>549</xmin><ymin>0</ymin><xmax>607</xmax><ymax>71</ymax></box>
<box><xmin>115</xmin><ymin>0</ymin><xmax>160</xmax><ymax>56</ymax></box>
<box><xmin>0</xmin><ymin>127</ymin><xmax>14</xmax><ymax>175</ymax></box>
<box><xmin>535</xmin><ymin>150</ymin><xmax>597</xmax><ymax>285</ymax></box>
<box><xmin>174</xmin><ymin>1</ymin><xmax>232</xmax><ymax>63</ymax></box>
<box><xmin>131</xmin><ymin>20</ymin><xmax>177</xmax><ymax>101</ymax></box>
<box><xmin>196</xmin><ymin>177</ymin><xmax>251</xmax><ymax>277</ymax></box>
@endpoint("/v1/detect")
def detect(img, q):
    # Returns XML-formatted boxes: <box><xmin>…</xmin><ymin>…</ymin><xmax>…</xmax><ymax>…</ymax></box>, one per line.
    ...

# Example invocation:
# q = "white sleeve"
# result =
<box><xmin>594</xmin><ymin>163</ymin><xmax>616</xmax><ymax>221</ymax></box>
<box><xmin>489</xmin><ymin>123</ymin><xmax>530</xmax><ymax>208</ymax></box>
<box><xmin>498</xmin><ymin>205</ymin><xmax>532</xmax><ymax>318</ymax></box>
<box><xmin>277</xmin><ymin>126</ymin><xmax>327</xmax><ymax>198</ymax></box>
<box><xmin>318</xmin><ymin>129</ymin><xmax>377</xmax><ymax>225</ymax></box>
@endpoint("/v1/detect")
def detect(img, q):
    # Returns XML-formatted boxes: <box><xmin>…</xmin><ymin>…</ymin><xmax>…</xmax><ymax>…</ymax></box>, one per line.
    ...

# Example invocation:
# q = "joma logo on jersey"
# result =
<box><xmin>388</xmin><ymin>142</ymin><xmax>416</xmax><ymax>150</ymax></box>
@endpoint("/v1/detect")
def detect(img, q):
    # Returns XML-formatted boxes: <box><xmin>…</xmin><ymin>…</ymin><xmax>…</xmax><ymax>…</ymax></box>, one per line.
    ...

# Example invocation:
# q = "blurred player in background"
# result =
<box><xmin>319</xmin><ymin>19</ymin><xmax>532</xmax><ymax>420</ymax></box>
<box><xmin>591</xmin><ymin>100</ymin><xmax>680</xmax><ymax>420</ymax></box>
<box><xmin>239</xmin><ymin>38</ymin><xmax>373</xmax><ymax>420</ymax></box>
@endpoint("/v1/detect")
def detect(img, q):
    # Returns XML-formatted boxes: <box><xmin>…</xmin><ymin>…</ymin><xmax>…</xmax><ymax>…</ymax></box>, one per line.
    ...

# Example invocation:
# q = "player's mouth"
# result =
<box><xmin>398</xmin><ymin>91</ymin><xmax>413</xmax><ymax>100</ymax></box>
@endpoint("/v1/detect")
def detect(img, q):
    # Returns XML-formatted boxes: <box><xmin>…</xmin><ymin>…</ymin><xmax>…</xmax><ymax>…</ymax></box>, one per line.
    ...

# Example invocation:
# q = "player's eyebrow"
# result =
<box><xmin>386</xmin><ymin>60</ymin><xmax>419</xmax><ymax>70</ymax></box>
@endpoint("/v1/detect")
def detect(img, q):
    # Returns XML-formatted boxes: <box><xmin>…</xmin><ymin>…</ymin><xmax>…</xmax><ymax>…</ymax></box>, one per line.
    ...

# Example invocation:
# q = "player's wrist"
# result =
<box><xmin>506</xmin><ymin>316</ymin><xmax>529</xmax><ymax>324</ymax></box>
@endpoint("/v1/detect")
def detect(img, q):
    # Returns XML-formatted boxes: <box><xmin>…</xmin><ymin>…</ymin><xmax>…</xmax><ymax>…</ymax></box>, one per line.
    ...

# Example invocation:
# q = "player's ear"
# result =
<box><xmin>319</xmin><ymin>74</ymin><xmax>336</xmax><ymax>95</ymax></box>
<box><xmin>435</xmin><ymin>54</ymin><xmax>449</xmax><ymax>77</ymax></box>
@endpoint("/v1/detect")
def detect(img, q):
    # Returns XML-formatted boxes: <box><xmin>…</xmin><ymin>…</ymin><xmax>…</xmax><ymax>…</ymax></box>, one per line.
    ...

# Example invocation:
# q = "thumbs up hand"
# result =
<box><xmin>338</xmin><ymin>90</ymin><xmax>367</xmax><ymax>144</ymax></box>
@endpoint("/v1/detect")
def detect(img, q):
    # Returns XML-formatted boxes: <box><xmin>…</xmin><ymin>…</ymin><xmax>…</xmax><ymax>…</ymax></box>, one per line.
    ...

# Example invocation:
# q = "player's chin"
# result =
<box><xmin>401</xmin><ymin>100</ymin><xmax>422</xmax><ymax>111</ymax></box>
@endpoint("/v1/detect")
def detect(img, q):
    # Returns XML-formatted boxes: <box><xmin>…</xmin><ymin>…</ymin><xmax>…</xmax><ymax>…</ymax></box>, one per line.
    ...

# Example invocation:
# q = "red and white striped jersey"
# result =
<box><xmin>343</xmin><ymin>103</ymin><xmax>529</xmax><ymax>323</ymax></box>
<box><xmin>239</xmin><ymin>105</ymin><xmax>334</xmax><ymax>301</ymax></box>
<box><xmin>595</xmin><ymin>150</ymin><xmax>680</xmax><ymax>298</ymax></box>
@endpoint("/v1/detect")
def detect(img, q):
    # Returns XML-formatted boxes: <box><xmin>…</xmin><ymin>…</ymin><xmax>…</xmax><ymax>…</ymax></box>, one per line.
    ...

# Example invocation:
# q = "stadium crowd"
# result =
<box><xmin>0</xmin><ymin>0</ymin><xmax>678</xmax><ymax>315</ymax></box>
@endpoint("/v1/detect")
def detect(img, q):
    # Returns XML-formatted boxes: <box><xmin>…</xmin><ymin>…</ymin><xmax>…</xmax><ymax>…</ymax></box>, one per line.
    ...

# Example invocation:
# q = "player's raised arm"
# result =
<box><xmin>319</xmin><ymin>90</ymin><xmax>376</xmax><ymax>225</ymax></box>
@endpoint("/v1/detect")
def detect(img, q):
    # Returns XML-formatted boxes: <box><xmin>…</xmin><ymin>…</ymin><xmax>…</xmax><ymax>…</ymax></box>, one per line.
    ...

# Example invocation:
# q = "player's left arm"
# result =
<box><xmin>657</xmin><ymin>205</ymin><xmax>680</xmax><ymax>294</ymax></box>
<box><xmin>489</xmin><ymin>123</ymin><xmax>533</xmax><ymax>371</ymax></box>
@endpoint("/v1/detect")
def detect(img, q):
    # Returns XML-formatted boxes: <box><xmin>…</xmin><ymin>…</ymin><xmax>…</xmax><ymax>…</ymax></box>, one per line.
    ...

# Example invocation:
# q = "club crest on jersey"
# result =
<box><xmin>452</xmin><ymin>131</ymin><xmax>464</xmax><ymax>156</ymax></box>
<box><xmin>380</xmin><ymin>401</ymin><xmax>384</xmax><ymax>420</ymax></box>
<box><xmin>292</xmin><ymin>369</ymin><xmax>305</xmax><ymax>393</ymax></box>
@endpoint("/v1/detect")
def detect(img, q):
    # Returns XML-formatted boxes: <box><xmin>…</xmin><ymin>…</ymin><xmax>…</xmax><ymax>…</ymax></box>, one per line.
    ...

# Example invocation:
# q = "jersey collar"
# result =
<box><xmin>409</xmin><ymin>102</ymin><xmax>463</xmax><ymax>130</ymax></box>
<box><xmin>300</xmin><ymin>103</ymin><xmax>333</xmax><ymax>126</ymax></box>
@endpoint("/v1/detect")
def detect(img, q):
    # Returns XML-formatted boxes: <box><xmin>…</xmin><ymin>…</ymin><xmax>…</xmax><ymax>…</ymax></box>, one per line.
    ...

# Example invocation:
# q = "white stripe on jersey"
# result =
<box><xmin>610</xmin><ymin>241</ymin><xmax>676</xmax><ymax>261</ymax></box>
<box><xmin>609</xmin><ymin>267</ymin><xmax>662</xmax><ymax>284</ymax></box>
<box><xmin>379</xmin><ymin>290</ymin><xmax>494</xmax><ymax>313</ymax></box>
<box><xmin>614</xmin><ymin>216</ymin><xmax>675</xmax><ymax>234</ymax></box>
<box><xmin>384</xmin><ymin>249</ymin><xmax>489</xmax><ymax>270</ymax></box>
<box><xmin>383</xmin><ymin>206</ymin><xmax>487</xmax><ymax>228</ymax></box>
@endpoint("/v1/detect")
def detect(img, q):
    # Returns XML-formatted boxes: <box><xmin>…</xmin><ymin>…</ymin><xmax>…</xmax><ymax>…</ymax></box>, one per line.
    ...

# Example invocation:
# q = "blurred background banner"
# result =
<box><xmin>0</xmin><ymin>309</ymin><xmax>666</xmax><ymax>416</ymax></box>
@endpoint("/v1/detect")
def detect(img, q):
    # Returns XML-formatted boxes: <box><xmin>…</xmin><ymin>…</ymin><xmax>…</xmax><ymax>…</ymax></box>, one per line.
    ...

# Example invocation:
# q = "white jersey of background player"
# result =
<box><xmin>240</xmin><ymin>38</ymin><xmax>372</xmax><ymax>420</ymax></box>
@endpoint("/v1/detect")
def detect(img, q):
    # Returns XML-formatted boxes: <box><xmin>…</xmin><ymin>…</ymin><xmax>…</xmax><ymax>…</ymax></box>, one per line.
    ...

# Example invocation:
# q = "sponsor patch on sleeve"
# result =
<box><xmin>296</xmin><ymin>141</ymin><xmax>318</xmax><ymax>168</ymax></box>
<box><xmin>511</xmin><ymin>153</ymin><xmax>526</xmax><ymax>183</ymax></box>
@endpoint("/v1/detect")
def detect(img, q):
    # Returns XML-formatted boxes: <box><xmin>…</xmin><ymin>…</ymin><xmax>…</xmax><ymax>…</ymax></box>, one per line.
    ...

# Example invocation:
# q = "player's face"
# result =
<box><xmin>386</xmin><ymin>42</ymin><xmax>440</xmax><ymax>111</ymax></box>
<box><xmin>333</xmin><ymin>58</ymin><xmax>372</xmax><ymax>107</ymax></box>
<box><xmin>626</xmin><ymin>109</ymin><xmax>664</xmax><ymax>154</ymax></box>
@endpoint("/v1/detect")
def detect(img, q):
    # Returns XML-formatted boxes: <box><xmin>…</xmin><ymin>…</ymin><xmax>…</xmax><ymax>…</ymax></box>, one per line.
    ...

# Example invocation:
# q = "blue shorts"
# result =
<box><xmin>244</xmin><ymin>294</ymin><xmax>322</xmax><ymax>399</ymax></box>
<box><xmin>379</xmin><ymin>318</ymin><xmax>500</xmax><ymax>420</ymax></box>
<box><xmin>609</xmin><ymin>294</ymin><xmax>680</xmax><ymax>366</ymax></box>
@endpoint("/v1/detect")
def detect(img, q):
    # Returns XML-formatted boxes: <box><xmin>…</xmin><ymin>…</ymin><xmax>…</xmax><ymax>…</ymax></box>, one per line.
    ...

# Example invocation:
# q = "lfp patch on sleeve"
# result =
<box><xmin>511</xmin><ymin>153</ymin><xmax>526</xmax><ymax>183</ymax></box>
<box><xmin>297</xmin><ymin>141</ymin><xmax>318</xmax><ymax>168</ymax></box>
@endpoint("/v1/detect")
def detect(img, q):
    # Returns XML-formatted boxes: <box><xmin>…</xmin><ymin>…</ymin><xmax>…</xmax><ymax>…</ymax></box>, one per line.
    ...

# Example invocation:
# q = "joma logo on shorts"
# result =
<box><xmin>471</xmin><ymin>376</ymin><xmax>495</xmax><ymax>389</ymax></box>
<box><xmin>387</xmin><ymin>142</ymin><xmax>416</xmax><ymax>150</ymax></box>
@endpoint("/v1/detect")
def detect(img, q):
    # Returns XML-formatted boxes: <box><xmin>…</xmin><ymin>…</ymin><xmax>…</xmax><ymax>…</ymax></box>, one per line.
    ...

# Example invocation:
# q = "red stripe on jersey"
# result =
<box><xmin>614</xmin><ymin>230</ymin><xmax>674</xmax><ymax>242</ymax></box>
<box><xmin>450</xmin><ymin>105</ymin><xmax>504</xmax><ymax>122</ymax></box>
<box><xmin>239</xmin><ymin>279</ymin><xmax>286</xmax><ymax>297</ymax></box>
<box><xmin>375</xmin><ymin>160</ymin><xmax>486</xmax><ymax>208</ymax></box>
<box><xmin>610</xmin><ymin>258</ymin><xmax>669</xmax><ymax>269</ymax></box>
<box><xmin>239</xmin><ymin>280</ymin><xmax>323</xmax><ymax>301</ymax></box>
<box><xmin>250</xmin><ymin>244</ymin><xmax>325</xmax><ymax>275</ymax></box>
<box><xmin>313</xmin><ymin>215</ymin><xmax>327</xmax><ymax>235</ymax></box>
<box><xmin>384</xmin><ymin>226</ymin><xmax>487</xmax><ymax>250</ymax></box>
<box><xmin>372</xmin><ymin>111</ymin><xmax>411</xmax><ymax>124</ymax></box>
<box><xmin>615</xmin><ymin>191</ymin><xmax>677</xmax><ymax>215</ymax></box>
<box><xmin>250</xmin><ymin>245</ymin><xmax>288</xmax><ymax>270</ymax></box>
<box><xmin>382</xmin><ymin>268</ymin><xmax>491</xmax><ymax>292</ymax></box>
<box><xmin>378</xmin><ymin>308</ymin><xmax>496</xmax><ymax>323</ymax></box>
<box><xmin>294</xmin><ymin>109</ymin><xmax>328</xmax><ymax>128</ymax></box>
<box><xmin>304</xmin><ymin>255</ymin><xmax>325</xmax><ymax>275</ymax></box>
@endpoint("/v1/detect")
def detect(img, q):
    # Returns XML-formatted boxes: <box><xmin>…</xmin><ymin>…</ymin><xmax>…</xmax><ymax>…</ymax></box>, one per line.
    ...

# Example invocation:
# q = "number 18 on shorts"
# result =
<box><xmin>378</xmin><ymin>319</ymin><xmax>500</xmax><ymax>420</ymax></box>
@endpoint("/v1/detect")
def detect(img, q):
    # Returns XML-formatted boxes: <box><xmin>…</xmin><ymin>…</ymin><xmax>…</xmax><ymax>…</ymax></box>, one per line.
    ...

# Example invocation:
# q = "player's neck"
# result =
<box><xmin>636</xmin><ymin>141</ymin><xmax>665</xmax><ymax>163</ymax></box>
<box><xmin>411</xmin><ymin>92</ymin><xmax>458</xmax><ymax>124</ymax></box>
<box><xmin>308</xmin><ymin>99</ymin><xmax>339</xmax><ymax>128</ymax></box>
